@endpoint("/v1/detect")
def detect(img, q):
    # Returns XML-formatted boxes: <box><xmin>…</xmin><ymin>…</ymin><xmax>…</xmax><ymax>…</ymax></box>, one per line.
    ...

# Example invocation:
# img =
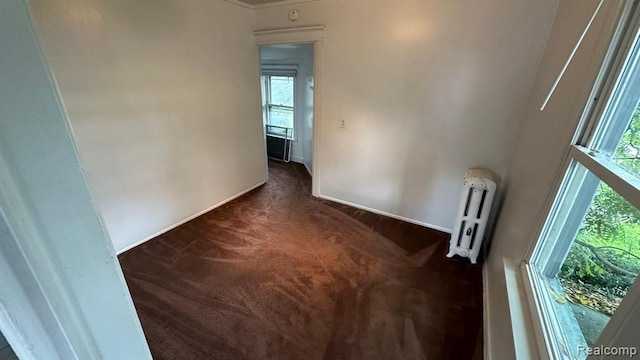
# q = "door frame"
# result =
<box><xmin>0</xmin><ymin>1</ymin><xmax>151</xmax><ymax>358</ymax></box>
<box><xmin>255</xmin><ymin>26</ymin><xmax>324</xmax><ymax>197</ymax></box>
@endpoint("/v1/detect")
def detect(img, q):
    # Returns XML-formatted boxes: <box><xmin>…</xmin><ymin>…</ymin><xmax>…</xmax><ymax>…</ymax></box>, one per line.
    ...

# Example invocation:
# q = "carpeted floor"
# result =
<box><xmin>118</xmin><ymin>161</ymin><xmax>483</xmax><ymax>360</ymax></box>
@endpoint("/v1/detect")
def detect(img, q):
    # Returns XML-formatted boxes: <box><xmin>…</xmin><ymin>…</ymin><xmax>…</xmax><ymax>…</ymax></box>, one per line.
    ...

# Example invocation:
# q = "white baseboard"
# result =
<box><xmin>291</xmin><ymin>156</ymin><xmax>304</xmax><ymax>164</ymax></box>
<box><xmin>116</xmin><ymin>181</ymin><xmax>266</xmax><ymax>254</ymax></box>
<box><xmin>483</xmin><ymin>262</ymin><xmax>492</xmax><ymax>360</ymax></box>
<box><xmin>304</xmin><ymin>163</ymin><xmax>312</xmax><ymax>177</ymax></box>
<box><xmin>316</xmin><ymin>194</ymin><xmax>452</xmax><ymax>234</ymax></box>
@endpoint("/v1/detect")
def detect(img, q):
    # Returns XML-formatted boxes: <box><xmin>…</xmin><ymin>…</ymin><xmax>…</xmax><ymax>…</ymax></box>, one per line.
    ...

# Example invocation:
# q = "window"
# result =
<box><xmin>263</xmin><ymin>74</ymin><xmax>295</xmax><ymax>138</ymax></box>
<box><xmin>526</xmin><ymin>4</ymin><xmax>640</xmax><ymax>359</ymax></box>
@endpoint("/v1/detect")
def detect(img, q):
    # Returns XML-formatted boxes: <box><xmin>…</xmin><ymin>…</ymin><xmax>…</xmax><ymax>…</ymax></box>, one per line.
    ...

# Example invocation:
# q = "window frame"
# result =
<box><xmin>522</xmin><ymin>1</ymin><xmax>640</xmax><ymax>358</ymax></box>
<box><xmin>262</xmin><ymin>71</ymin><xmax>297</xmax><ymax>140</ymax></box>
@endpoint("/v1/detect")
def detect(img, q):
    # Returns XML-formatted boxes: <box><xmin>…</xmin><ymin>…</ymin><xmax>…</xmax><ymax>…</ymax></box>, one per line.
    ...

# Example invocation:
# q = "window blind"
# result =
<box><xmin>262</xmin><ymin>65</ymin><xmax>297</xmax><ymax>77</ymax></box>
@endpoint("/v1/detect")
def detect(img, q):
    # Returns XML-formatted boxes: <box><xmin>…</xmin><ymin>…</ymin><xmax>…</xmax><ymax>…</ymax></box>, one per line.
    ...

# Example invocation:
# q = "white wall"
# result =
<box><xmin>255</xmin><ymin>0</ymin><xmax>559</xmax><ymax>232</ymax></box>
<box><xmin>28</xmin><ymin>0</ymin><xmax>267</xmax><ymax>252</ymax></box>
<box><xmin>261</xmin><ymin>44</ymin><xmax>314</xmax><ymax>172</ymax></box>
<box><xmin>0</xmin><ymin>0</ymin><xmax>150</xmax><ymax>358</ymax></box>
<box><xmin>485</xmin><ymin>0</ymin><xmax>625</xmax><ymax>358</ymax></box>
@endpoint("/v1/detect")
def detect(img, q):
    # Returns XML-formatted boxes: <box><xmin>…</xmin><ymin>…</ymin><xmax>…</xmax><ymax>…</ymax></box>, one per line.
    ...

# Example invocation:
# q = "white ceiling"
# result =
<box><xmin>239</xmin><ymin>0</ymin><xmax>286</xmax><ymax>4</ymax></box>
<box><xmin>231</xmin><ymin>0</ymin><xmax>318</xmax><ymax>7</ymax></box>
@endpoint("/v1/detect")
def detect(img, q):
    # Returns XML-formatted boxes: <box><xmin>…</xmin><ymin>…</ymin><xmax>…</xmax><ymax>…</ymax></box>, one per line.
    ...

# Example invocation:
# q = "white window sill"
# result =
<box><xmin>503</xmin><ymin>258</ymin><xmax>544</xmax><ymax>360</ymax></box>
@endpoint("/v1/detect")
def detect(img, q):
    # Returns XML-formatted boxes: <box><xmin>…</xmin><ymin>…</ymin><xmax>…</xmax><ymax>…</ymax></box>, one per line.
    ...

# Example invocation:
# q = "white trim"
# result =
<box><xmin>521</xmin><ymin>263</ymin><xmax>556</xmax><ymax>360</ymax></box>
<box><xmin>223</xmin><ymin>0</ymin><xmax>255</xmax><ymax>10</ymax></box>
<box><xmin>483</xmin><ymin>263</ymin><xmax>492</xmax><ymax>360</ymax></box>
<box><xmin>116</xmin><ymin>181</ymin><xmax>266</xmax><ymax>255</ymax></box>
<box><xmin>310</xmin><ymin>41</ymin><xmax>322</xmax><ymax>197</ymax></box>
<box><xmin>504</xmin><ymin>259</ymin><xmax>541</xmax><ymax>360</ymax></box>
<box><xmin>255</xmin><ymin>26</ymin><xmax>325</xmax><ymax>45</ymax></box>
<box><xmin>304</xmin><ymin>162</ymin><xmax>312</xmax><ymax>177</ymax></box>
<box><xmin>574</xmin><ymin>0</ymin><xmax>634</xmax><ymax>145</ymax></box>
<box><xmin>316</xmin><ymin>194</ymin><xmax>452</xmax><ymax>234</ymax></box>
<box><xmin>0</xmin><ymin>302</ymin><xmax>36</xmax><ymax>360</ymax></box>
<box><xmin>572</xmin><ymin>145</ymin><xmax>640</xmax><ymax>209</ymax></box>
<box><xmin>223</xmin><ymin>0</ymin><xmax>319</xmax><ymax>10</ymax></box>
<box><xmin>254</xmin><ymin>0</ymin><xmax>319</xmax><ymax>10</ymax></box>
<box><xmin>290</xmin><ymin>155</ymin><xmax>303</xmax><ymax>163</ymax></box>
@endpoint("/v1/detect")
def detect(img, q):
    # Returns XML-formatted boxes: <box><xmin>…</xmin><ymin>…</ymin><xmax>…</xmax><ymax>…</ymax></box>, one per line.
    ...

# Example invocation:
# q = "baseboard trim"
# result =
<box><xmin>483</xmin><ymin>262</ymin><xmax>492</xmax><ymax>360</ymax></box>
<box><xmin>304</xmin><ymin>163</ymin><xmax>312</xmax><ymax>177</ymax></box>
<box><xmin>316</xmin><ymin>194</ymin><xmax>452</xmax><ymax>234</ymax></box>
<box><xmin>116</xmin><ymin>181</ymin><xmax>266</xmax><ymax>255</ymax></box>
<box><xmin>291</xmin><ymin>156</ymin><xmax>304</xmax><ymax>164</ymax></box>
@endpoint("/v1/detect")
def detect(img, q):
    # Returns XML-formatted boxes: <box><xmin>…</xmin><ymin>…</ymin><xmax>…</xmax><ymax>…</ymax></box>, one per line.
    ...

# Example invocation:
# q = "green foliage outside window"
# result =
<box><xmin>560</xmin><ymin>107</ymin><xmax>640</xmax><ymax>299</ymax></box>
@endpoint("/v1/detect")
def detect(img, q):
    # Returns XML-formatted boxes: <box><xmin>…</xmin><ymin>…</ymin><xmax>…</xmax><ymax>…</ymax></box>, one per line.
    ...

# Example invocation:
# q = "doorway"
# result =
<box><xmin>259</xmin><ymin>43</ymin><xmax>315</xmax><ymax>179</ymax></box>
<box><xmin>254</xmin><ymin>25</ymin><xmax>324</xmax><ymax>197</ymax></box>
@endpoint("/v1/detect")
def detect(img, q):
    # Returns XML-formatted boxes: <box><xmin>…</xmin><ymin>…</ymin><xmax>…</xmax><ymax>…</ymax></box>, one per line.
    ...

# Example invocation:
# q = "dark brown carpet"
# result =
<box><xmin>119</xmin><ymin>161</ymin><xmax>483</xmax><ymax>360</ymax></box>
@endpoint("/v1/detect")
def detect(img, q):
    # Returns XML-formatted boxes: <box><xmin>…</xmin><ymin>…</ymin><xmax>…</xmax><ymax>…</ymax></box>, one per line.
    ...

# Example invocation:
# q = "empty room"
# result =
<box><xmin>3</xmin><ymin>0</ymin><xmax>640</xmax><ymax>359</ymax></box>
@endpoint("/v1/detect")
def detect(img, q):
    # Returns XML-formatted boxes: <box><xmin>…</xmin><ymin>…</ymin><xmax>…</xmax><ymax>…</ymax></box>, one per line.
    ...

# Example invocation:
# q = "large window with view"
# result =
<box><xmin>526</xmin><ymin>3</ymin><xmax>640</xmax><ymax>359</ymax></box>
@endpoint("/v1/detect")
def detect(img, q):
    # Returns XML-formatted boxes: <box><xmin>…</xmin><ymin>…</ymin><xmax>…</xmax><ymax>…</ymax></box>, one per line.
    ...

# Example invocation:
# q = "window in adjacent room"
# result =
<box><xmin>262</xmin><ymin>74</ymin><xmax>295</xmax><ymax>138</ymax></box>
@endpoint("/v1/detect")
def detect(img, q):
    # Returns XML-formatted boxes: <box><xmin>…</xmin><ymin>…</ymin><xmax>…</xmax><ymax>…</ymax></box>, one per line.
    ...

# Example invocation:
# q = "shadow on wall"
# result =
<box><xmin>480</xmin><ymin>178</ymin><xmax>509</xmax><ymax>264</ymax></box>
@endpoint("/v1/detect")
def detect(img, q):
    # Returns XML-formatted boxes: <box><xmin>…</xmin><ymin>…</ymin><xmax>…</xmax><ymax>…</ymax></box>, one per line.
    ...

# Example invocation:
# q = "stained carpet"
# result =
<box><xmin>119</xmin><ymin>161</ymin><xmax>483</xmax><ymax>360</ymax></box>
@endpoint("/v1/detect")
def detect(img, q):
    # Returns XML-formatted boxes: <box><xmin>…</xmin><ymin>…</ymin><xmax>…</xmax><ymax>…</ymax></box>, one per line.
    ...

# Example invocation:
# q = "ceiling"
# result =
<box><xmin>232</xmin><ymin>0</ymin><xmax>318</xmax><ymax>7</ymax></box>
<box><xmin>238</xmin><ymin>0</ymin><xmax>286</xmax><ymax>4</ymax></box>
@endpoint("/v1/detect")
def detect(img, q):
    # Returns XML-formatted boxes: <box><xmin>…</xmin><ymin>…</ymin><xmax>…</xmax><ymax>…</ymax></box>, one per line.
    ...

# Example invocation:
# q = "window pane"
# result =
<box><xmin>269</xmin><ymin>76</ymin><xmax>294</xmax><ymax>107</ymax></box>
<box><xmin>613</xmin><ymin>107</ymin><xmax>640</xmax><ymax>177</ymax></box>
<box><xmin>534</xmin><ymin>162</ymin><xmax>640</xmax><ymax>358</ymax></box>
<box><xmin>268</xmin><ymin>107</ymin><xmax>293</xmax><ymax>129</ymax></box>
<box><xmin>592</xmin><ymin>27</ymin><xmax>640</xmax><ymax>181</ymax></box>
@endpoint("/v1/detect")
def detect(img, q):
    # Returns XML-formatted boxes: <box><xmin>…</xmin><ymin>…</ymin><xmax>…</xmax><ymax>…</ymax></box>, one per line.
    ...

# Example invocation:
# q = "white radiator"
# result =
<box><xmin>447</xmin><ymin>169</ymin><xmax>498</xmax><ymax>264</ymax></box>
